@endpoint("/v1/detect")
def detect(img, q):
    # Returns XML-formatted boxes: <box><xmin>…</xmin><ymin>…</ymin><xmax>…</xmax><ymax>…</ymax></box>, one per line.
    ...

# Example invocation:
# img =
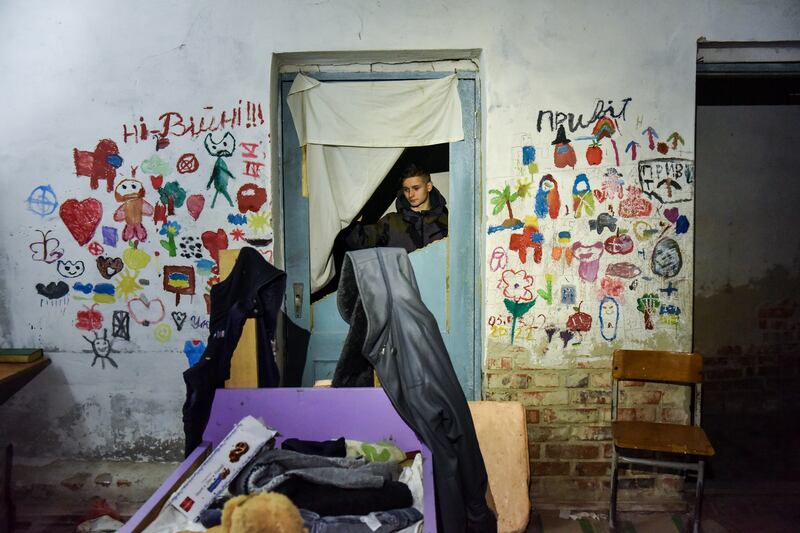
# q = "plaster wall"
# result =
<box><xmin>0</xmin><ymin>0</ymin><xmax>798</xmax><ymax>503</ymax></box>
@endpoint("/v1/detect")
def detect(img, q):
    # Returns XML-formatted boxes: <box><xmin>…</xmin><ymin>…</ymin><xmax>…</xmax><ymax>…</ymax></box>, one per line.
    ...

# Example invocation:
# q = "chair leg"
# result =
<box><xmin>692</xmin><ymin>459</ymin><xmax>705</xmax><ymax>533</ymax></box>
<box><xmin>609</xmin><ymin>448</ymin><xmax>619</xmax><ymax>530</ymax></box>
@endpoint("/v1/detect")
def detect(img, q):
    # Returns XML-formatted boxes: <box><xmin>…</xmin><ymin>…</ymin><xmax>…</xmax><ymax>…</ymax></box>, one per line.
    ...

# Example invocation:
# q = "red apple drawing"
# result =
<box><xmin>566</xmin><ymin>301</ymin><xmax>592</xmax><ymax>332</ymax></box>
<box><xmin>127</xmin><ymin>296</ymin><xmax>166</xmax><ymax>326</ymax></box>
<box><xmin>586</xmin><ymin>142</ymin><xmax>603</xmax><ymax>165</ymax></box>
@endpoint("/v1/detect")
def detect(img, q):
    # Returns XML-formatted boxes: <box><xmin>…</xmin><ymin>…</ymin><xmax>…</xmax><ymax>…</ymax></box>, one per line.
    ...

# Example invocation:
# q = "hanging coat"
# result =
<box><xmin>331</xmin><ymin>247</ymin><xmax>496</xmax><ymax>533</ymax></box>
<box><xmin>182</xmin><ymin>247</ymin><xmax>286</xmax><ymax>456</ymax></box>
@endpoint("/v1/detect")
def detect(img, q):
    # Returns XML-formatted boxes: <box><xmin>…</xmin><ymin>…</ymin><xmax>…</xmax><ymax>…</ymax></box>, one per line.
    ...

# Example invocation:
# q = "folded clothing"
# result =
<box><xmin>282</xmin><ymin>437</ymin><xmax>346</xmax><ymax>458</ymax></box>
<box><xmin>231</xmin><ymin>448</ymin><xmax>399</xmax><ymax>495</ymax></box>
<box><xmin>276</xmin><ymin>477</ymin><xmax>413</xmax><ymax>516</ymax></box>
<box><xmin>300</xmin><ymin>507</ymin><xmax>423</xmax><ymax>533</ymax></box>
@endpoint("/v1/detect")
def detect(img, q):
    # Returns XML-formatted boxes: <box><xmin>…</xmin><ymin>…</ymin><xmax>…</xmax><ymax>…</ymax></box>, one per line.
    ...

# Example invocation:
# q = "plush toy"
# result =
<box><xmin>205</xmin><ymin>492</ymin><xmax>305</xmax><ymax>533</ymax></box>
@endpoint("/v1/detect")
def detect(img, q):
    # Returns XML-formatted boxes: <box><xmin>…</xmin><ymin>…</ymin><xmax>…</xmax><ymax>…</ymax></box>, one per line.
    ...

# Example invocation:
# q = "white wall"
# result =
<box><xmin>0</xmin><ymin>0</ymin><xmax>798</xmax><ymax>461</ymax></box>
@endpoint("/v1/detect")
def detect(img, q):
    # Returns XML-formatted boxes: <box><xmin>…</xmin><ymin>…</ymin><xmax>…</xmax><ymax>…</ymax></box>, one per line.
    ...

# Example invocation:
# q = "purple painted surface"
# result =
<box><xmin>123</xmin><ymin>387</ymin><xmax>436</xmax><ymax>532</ymax></box>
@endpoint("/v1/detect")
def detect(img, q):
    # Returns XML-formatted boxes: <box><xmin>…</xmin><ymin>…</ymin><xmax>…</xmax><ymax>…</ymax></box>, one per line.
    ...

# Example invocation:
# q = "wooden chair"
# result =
<box><xmin>609</xmin><ymin>350</ymin><xmax>715</xmax><ymax>533</ymax></box>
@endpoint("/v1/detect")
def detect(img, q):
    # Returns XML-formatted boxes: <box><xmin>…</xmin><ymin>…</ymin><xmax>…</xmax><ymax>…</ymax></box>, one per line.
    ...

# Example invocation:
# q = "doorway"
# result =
<box><xmin>694</xmin><ymin>41</ymin><xmax>800</xmax><ymax>482</ymax></box>
<box><xmin>278</xmin><ymin>71</ymin><xmax>482</xmax><ymax>399</ymax></box>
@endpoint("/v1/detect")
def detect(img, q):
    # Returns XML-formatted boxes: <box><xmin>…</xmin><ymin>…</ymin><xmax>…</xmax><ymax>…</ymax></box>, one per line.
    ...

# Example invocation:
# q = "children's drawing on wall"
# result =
<box><xmin>83</xmin><ymin>329</ymin><xmax>119</xmax><ymax>369</ymax></box>
<box><xmin>19</xmin><ymin>97</ymin><xmax>272</xmax><ymax>366</ymax></box>
<box><xmin>552</xmin><ymin>126</ymin><xmax>577</xmax><ymax>169</ymax></box>
<box><xmin>487</xmin><ymin>96</ymin><xmax>694</xmax><ymax>360</ymax></box>
<box><xmin>488</xmin><ymin>179</ymin><xmax>531</xmax><ymax>231</ymax></box>
<box><xmin>74</xmin><ymin>139</ymin><xmax>123</xmax><ymax>192</ymax></box>
<box><xmin>205</xmin><ymin>132</ymin><xmax>237</xmax><ymax>208</ymax></box>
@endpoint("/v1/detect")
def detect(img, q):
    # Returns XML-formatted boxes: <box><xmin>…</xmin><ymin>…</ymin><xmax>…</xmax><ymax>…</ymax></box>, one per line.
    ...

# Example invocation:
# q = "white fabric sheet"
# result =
<box><xmin>287</xmin><ymin>74</ymin><xmax>463</xmax><ymax>292</ymax></box>
<box><xmin>288</xmin><ymin>73</ymin><xmax>463</xmax><ymax>148</ymax></box>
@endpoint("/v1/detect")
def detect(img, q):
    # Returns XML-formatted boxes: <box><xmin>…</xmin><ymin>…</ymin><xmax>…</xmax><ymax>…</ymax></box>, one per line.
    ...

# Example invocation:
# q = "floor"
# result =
<box><xmin>10</xmin><ymin>415</ymin><xmax>800</xmax><ymax>532</ymax></box>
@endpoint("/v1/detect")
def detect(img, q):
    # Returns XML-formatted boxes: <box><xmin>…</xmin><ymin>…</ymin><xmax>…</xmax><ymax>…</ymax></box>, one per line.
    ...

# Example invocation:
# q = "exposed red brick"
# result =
<box><xmin>660</xmin><ymin>407</ymin><xmax>689</xmax><ymax>424</ymax></box>
<box><xmin>621</xmin><ymin>381</ymin><xmax>645</xmax><ymax>387</ymax></box>
<box><xmin>533</xmin><ymin>461</ymin><xmax>571</xmax><ymax>476</ymax></box>
<box><xmin>572</xmin><ymin>390</ymin><xmax>611</xmax><ymax>405</ymax></box>
<box><xmin>616</xmin><ymin>406</ymin><xmax>656</xmax><ymax>422</ymax></box>
<box><xmin>542</xmin><ymin>408</ymin><xmax>599</xmax><ymax>424</ymax></box>
<box><xmin>603</xmin><ymin>443</ymin><xmax>613</xmax><ymax>458</ymax></box>
<box><xmin>501</xmin><ymin>357</ymin><xmax>513</xmax><ymax>370</ymax></box>
<box><xmin>574</xmin><ymin>461</ymin><xmax>610</xmax><ymax>476</ymax></box>
<box><xmin>486</xmin><ymin>357</ymin><xmax>503</xmax><ymax>370</ymax></box>
<box><xmin>520</xmin><ymin>390</ymin><xmax>569</xmax><ymax>406</ymax></box>
<box><xmin>545</xmin><ymin>443</ymin><xmax>600</xmax><ymax>460</ymax></box>
<box><xmin>621</xmin><ymin>389</ymin><xmax>662</xmax><ymax>404</ymax></box>
<box><xmin>528</xmin><ymin>425</ymin><xmax>571</xmax><ymax>442</ymax></box>
<box><xmin>618</xmin><ymin>477</ymin><xmax>655</xmax><ymax>490</ymax></box>
<box><xmin>529</xmin><ymin>444</ymin><xmax>541</xmax><ymax>459</ymax></box>
<box><xmin>526</xmin><ymin>409</ymin><xmax>540</xmax><ymax>424</ymax></box>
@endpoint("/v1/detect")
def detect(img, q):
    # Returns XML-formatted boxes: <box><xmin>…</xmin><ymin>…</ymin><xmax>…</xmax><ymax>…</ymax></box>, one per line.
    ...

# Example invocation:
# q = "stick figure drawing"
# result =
<box><xmin>205</xmin><ymin>132</ymin><xmax>236</xmax><ymax>208</ymax></box>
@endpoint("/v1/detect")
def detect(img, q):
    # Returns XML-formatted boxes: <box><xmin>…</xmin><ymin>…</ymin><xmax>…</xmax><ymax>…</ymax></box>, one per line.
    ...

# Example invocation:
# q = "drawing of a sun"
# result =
<box><xmin>116</xmin><ymin>269</ymin><xmax>143</xmax><ymax>299</ymax></box>
<box><xmin>247</xmin><ymin>211</ymin><xmax>271</xmax><ymax>235</ymax></box>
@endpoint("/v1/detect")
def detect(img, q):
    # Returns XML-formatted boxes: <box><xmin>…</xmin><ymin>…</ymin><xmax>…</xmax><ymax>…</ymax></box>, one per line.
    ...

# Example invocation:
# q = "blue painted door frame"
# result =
<box><xmin>279</xmin><ymin>71</ymin><xmax>482</xmax><ymax>399</ymax></box>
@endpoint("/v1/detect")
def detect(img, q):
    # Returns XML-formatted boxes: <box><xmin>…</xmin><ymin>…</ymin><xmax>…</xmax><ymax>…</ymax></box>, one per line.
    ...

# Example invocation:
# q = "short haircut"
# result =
<box><xmin>401</xmin><ymin>164</ymin><xmax>431</xmax><ymax>184</ymax></box>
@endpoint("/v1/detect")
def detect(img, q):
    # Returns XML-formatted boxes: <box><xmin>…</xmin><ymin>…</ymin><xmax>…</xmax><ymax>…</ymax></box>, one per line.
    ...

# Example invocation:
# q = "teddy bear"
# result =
<box><xmin>203</xmin><ymin>492</ymin><xmax>306</xmax><ymax>533</ymax></box>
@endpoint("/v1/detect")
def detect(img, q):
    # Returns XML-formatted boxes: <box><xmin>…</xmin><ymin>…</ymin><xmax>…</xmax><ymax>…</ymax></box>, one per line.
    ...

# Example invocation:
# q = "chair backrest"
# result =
<box><xmin>612</xmin><ymin>349</ymin><xmax>704</xmax><ymax>426</ymax></box>
<box><xmin>612</xmin><ymin>349</ymin><xmax>703</xmax><ymax>384</ymax></box>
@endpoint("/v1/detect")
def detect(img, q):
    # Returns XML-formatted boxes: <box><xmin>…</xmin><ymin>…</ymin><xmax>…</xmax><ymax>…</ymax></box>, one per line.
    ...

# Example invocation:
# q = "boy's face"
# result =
<box><xmin>402</xmin><ymin>175</ymin><xmax>433</xmax><ymax>211</ymax></box>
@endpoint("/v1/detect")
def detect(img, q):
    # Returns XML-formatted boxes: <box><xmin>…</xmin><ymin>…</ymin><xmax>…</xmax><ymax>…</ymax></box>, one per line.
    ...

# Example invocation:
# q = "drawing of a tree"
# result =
<box><xmin>490</xmin><ymin>179</ymin><xmax>531</xmax><ymax>227</ymax></box>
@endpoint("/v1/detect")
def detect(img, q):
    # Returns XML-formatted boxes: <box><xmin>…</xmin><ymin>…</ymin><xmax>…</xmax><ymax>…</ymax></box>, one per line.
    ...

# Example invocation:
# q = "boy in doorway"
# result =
<box><xmin>343</xmin><ymin>164</ymin><xmax>448</xmax><ymax>252</ymax></box>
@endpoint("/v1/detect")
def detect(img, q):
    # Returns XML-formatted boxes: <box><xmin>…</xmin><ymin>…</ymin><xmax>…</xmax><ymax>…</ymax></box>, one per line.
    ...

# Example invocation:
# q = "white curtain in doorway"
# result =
<box><xmin>287</xmin><ymin>73</ymin><xmax>464</xmax><ymax>292</ymax></box>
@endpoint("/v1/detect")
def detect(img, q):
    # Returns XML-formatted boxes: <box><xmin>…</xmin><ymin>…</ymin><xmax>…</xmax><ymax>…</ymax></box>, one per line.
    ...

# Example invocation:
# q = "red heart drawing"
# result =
<box><xmin>150</xmin><ymin>175</ymin><xmax>164</xmax><ymax>189</ymax></box>
<box><xmin>664</xmin><ymin>207</ymin><xmax>680</xmax><ymax>224</ymax></box>
<box><xmin>186</xmin><ymin>194</ymin><xmax>205</xmax><ymax>221</ymax></box>
<box><xmin>202</xmin><ymin>229</ymin><xmax>229</xmax><ymax>263</ymax></box>
<box><xmin>60</xmin><ymin>198</ymin><xmax>103</xmax><ymax>246</ymax></box>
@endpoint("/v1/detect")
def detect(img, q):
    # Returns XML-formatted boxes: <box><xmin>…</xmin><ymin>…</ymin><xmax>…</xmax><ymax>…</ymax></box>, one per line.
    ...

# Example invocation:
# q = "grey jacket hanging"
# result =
<box><xmin>332</xmin><ymin>248</ymin><xmax>496</xmax><ymax>533</ymax></box>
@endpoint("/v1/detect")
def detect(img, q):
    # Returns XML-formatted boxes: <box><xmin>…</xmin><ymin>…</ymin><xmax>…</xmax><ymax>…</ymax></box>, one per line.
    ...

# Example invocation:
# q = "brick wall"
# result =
<box><xmin>703</xmin><ymin>300</ymin><xmax>800</xmax><ymax>417</ymax></box>
<box><xmin>485</xmin><ymin>347</ymin><xmax>689</xmax><ymax>507</ymax></box>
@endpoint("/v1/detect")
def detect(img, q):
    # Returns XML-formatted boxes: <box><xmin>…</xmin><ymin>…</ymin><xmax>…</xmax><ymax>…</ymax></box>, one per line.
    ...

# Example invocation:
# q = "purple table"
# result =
<box><xmin>122</xmin><ymin>388</ymin><xmax>436</xmax><ymax>532</ymax></box>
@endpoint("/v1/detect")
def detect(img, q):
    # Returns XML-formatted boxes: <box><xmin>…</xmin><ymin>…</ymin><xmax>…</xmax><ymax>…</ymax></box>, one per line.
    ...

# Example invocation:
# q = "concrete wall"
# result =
<box><xmin>694</xmin><ymin>105</ymin><xmax>800</xmax><ymax>479</ymax></box>
<box><xmin>0</xmin><ymin>0</ymin><xmax>798</xmax><ymax>513</ymax></box>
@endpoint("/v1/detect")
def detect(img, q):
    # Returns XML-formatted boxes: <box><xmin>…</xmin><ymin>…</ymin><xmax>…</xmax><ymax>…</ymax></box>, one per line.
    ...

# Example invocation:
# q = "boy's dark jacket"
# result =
<box><xmin>343</xmin><ymin>186</ymin><xmax>448</xmax><ymax>252</ymax></box>
<box><xmin>182</xmin><ymin>247</ymin><xmax>285</xmax><ymax>456</ymax></box>
<box><xmin>332</xmin><ymin>248</ymin><xmax>496</xmax><ymax>533</ymax></box>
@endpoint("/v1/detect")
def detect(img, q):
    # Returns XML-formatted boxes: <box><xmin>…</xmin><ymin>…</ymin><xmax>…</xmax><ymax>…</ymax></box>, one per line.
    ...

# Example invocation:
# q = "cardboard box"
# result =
<box><xmin>120</xmin><ymin>388</ymin><xmax>436</xmax><ymax>533</ymax></box>
<box><xmin>168</xmin><ymin>415</ymin><xmax>276</xmax><ymax>521</ymax></box>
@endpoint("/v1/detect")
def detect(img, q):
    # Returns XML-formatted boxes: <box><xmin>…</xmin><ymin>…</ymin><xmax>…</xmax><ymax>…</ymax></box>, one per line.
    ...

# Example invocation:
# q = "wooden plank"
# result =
<box><xmin>218</xmin><ymin>249</ymin><xmax>258</xmax><ymax>388</ymax></box>
<box><xmin>613</xmin><ymin>421</ymin><xmax>715</xmax><ymax>456</ymax></box>
<box><xmin>469</xmin><ymin>401</ymin><xmax>529</xmax><ymax>532</ymax></box>
<box><xmin>0</xmin><ymin>358</ymin><xmax>50</xmax><ymax>405</ymax></box>
<box><xmin>613</xmin><ymin>350</ymin><xmax>703</xmax><ymax>383</ymax></box>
